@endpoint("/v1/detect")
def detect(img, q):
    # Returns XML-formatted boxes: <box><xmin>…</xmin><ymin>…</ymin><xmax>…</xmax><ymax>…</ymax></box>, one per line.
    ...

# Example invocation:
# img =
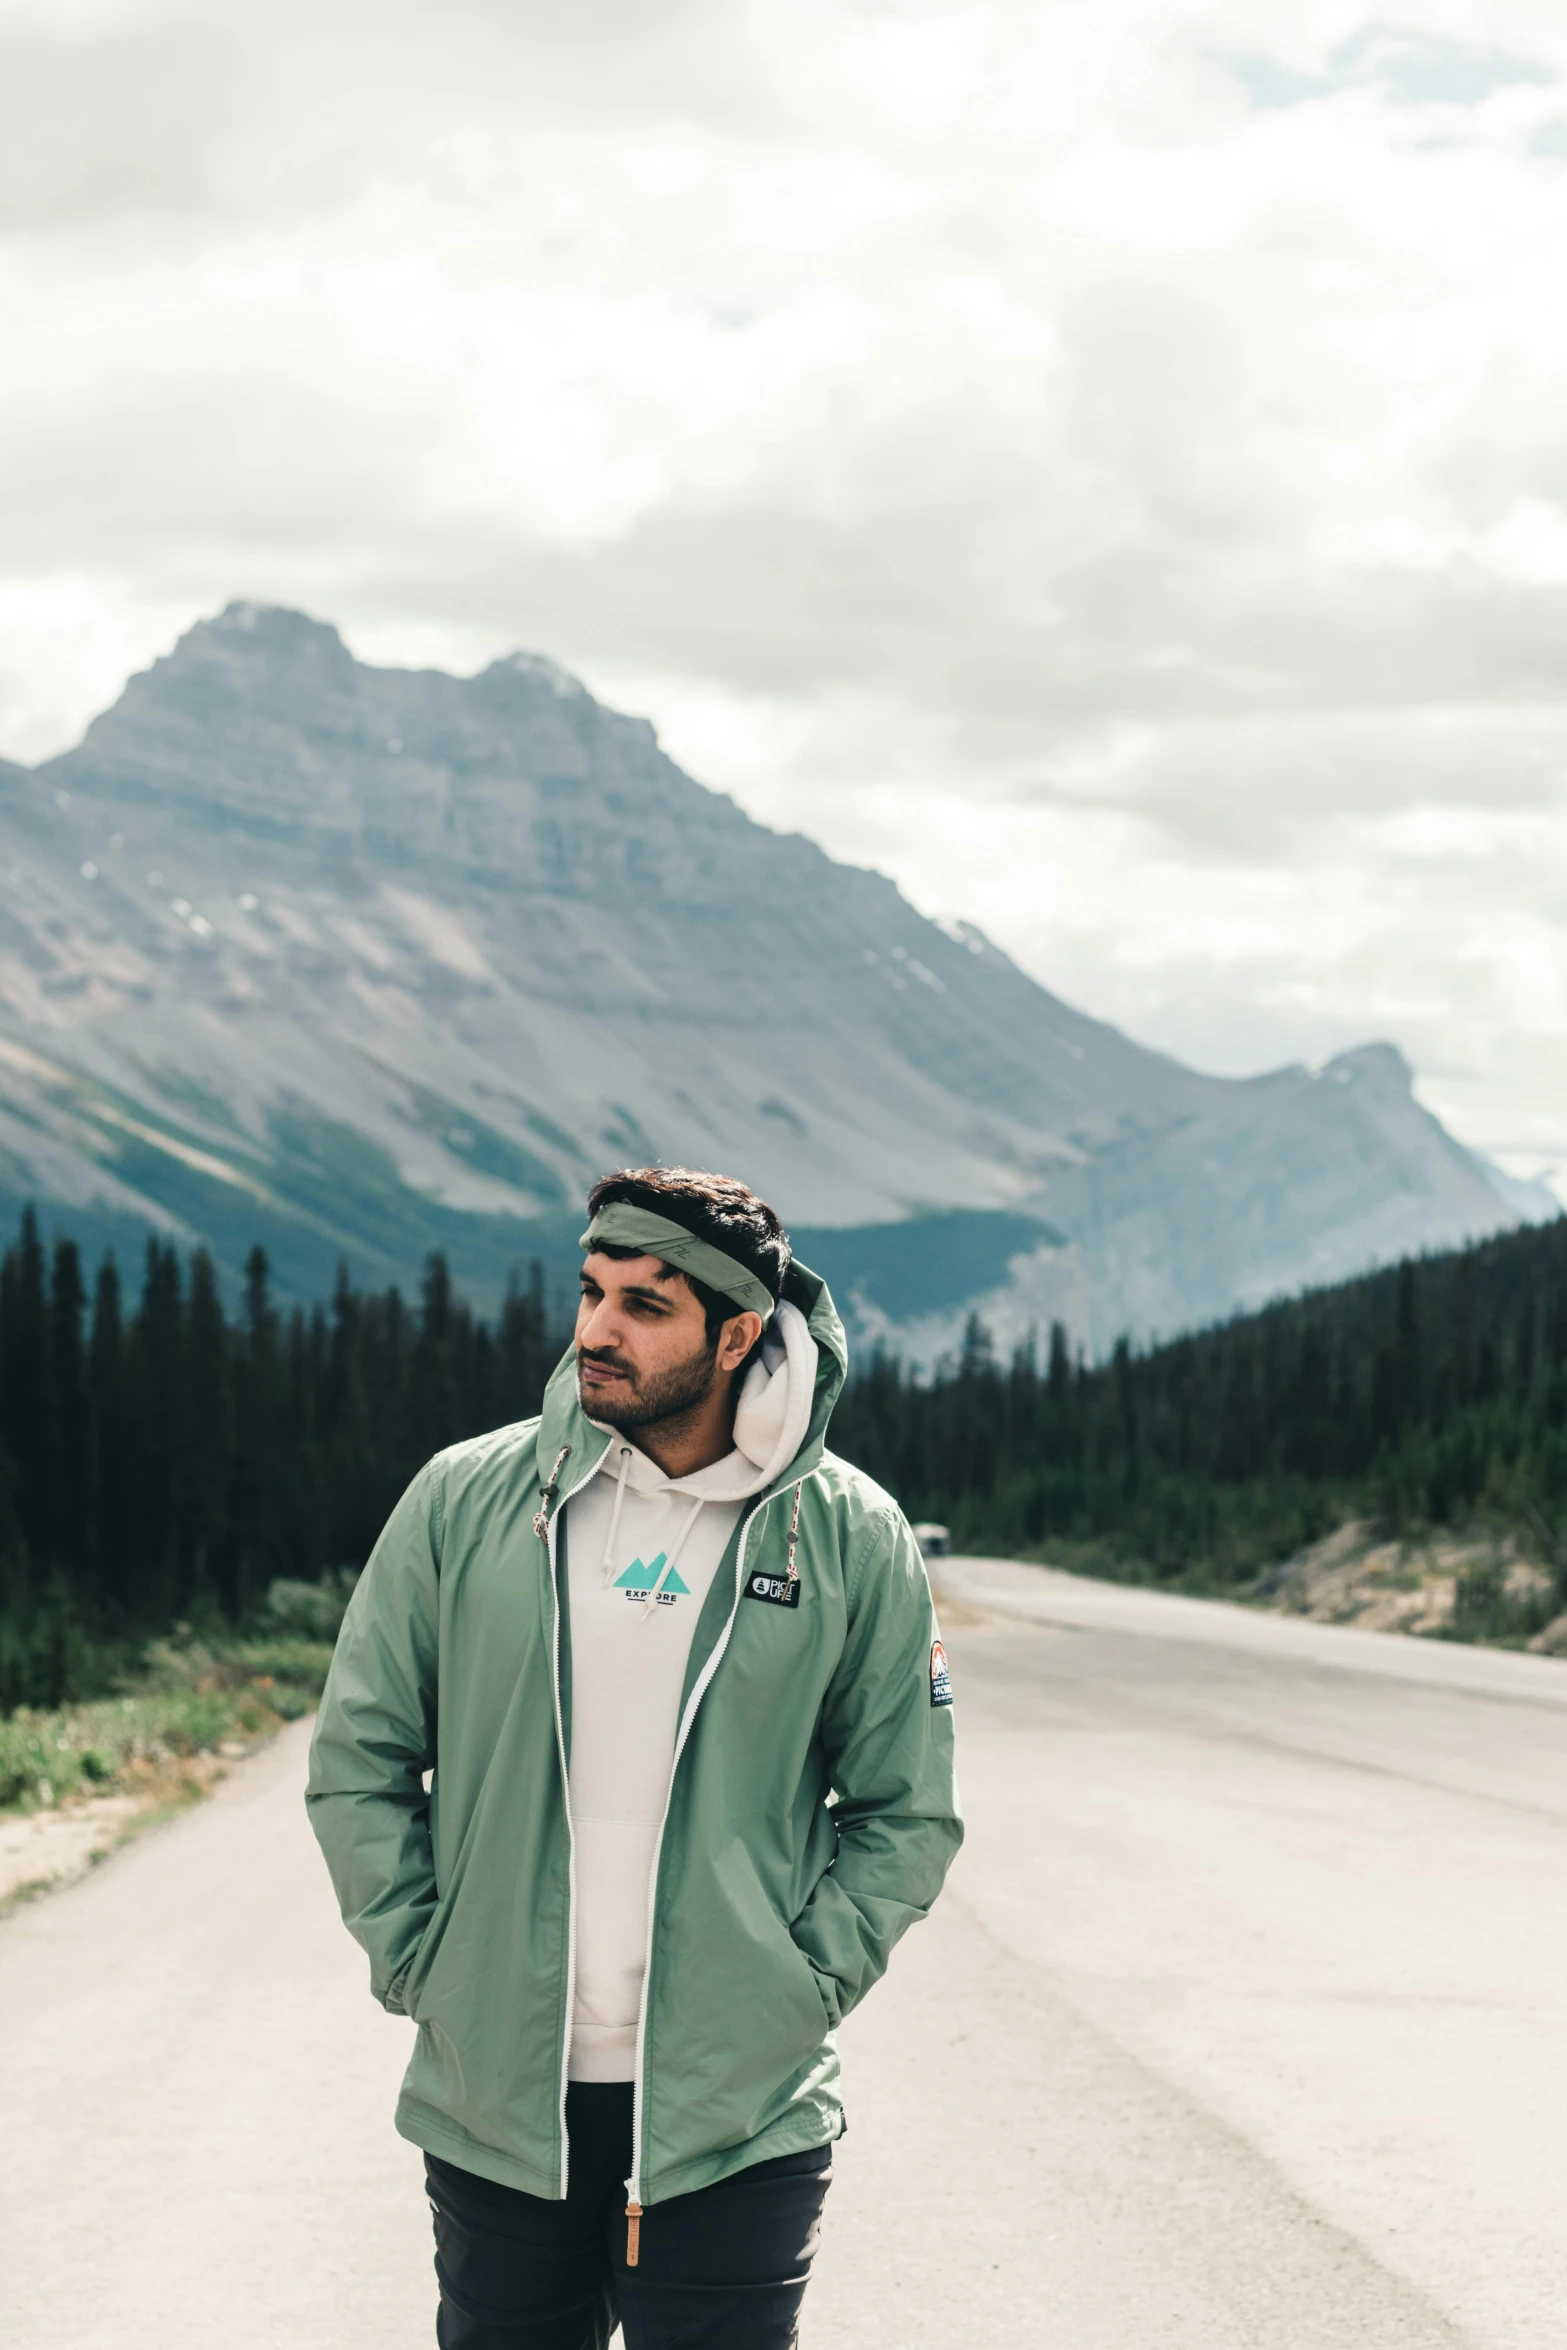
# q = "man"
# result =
<box><xmin>307</xmin><ymin>1166</ymin><xmax>962</xmax><ymax>2349</ymax></box>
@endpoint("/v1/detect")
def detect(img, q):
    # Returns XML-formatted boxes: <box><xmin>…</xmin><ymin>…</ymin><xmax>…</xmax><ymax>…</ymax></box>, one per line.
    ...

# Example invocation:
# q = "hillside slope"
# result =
<box><xmin>0</xmin><ymin>601</ymin><xmax>1544</xmax><ymax>1348</ymax></box>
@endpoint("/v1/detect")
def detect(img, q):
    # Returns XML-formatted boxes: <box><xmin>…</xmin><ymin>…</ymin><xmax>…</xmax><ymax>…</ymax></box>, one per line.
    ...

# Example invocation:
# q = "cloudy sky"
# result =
<box><xmin>5</xmin><ymin>0</ymin><xmax>1567</xmax><ymax>1190</ymax></box>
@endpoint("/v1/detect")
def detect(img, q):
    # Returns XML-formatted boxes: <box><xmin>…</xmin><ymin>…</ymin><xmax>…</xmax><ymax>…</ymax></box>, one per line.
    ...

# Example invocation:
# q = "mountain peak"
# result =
<box><xmin>211</xmin><ymin>598</ymin><xmax>344</xmax><ymax>640</ymax></box>
<box><xmin>1318</xmin><ymin>1042</ymin><xmax>1414</xmax><ymax>1093</ymax></box>
<box><xmin>186</xmin><ymin>600</ymin><xmax>356</xmax><ymax>672</ymax></box>
<box><xmin>38</xmin><ymin>601</ymin><xmax>715</xmax><ymax>875</ymax></box>
<box><xmin>485</xmin><ymin>648</ymin><xmax>588</xmax><ymax>700</ymax></box>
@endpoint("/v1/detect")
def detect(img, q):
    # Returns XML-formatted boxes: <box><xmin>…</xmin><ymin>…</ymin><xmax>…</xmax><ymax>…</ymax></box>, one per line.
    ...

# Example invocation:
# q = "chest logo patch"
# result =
<box><xmin>613</xmin><ymin>1554</ymin><xmax>691</xmax><ymax>1601</ymax></box>
<box><xmin>744</xmin><ymin>1569</ymin><xmax>802</xmax><ymax>1609</ymax></box>
<box><xmin>930</xmin><ymin>1639</ymin><xmax>953</xmax><ymax>1708</ymax></box>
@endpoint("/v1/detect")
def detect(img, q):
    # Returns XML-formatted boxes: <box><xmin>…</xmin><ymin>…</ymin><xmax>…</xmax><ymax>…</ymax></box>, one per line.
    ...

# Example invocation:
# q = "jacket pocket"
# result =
<box><xmin>401</xmin><ymin>1880</ymin><xmax>460</xmax><ymax>2021</ymax></box>
<box><xmin>787</xmin><ymin>1929</ymin><xmax>842</xmax><ymax>2031</ymax></box>
<box><xmin>786</xmin><ymin>1933</ymin><xmax>839</xmax><ymax>2032</ymax></box>
<box><xmin>710</xmin><ymin>1839</ymin><xmax>836</xmax><ymax>2055</ymax></box>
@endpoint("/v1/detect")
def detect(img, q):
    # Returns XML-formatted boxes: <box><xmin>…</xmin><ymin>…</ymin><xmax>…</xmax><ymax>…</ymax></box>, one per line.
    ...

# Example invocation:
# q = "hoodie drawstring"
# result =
<box><xmin>599</xmin><ymin>1456</ymin><xmax>706</xmax><ymax>1618</ymax></box>
<box><xmin>599</xmin><ymin>1446</ymin><xmax>635</xmax><ymax>1586</ymax></box>
<box><xmin>640</xmin><ymin>1495</ymin><xmax>707</xmax><ymax>1623</ymax></box>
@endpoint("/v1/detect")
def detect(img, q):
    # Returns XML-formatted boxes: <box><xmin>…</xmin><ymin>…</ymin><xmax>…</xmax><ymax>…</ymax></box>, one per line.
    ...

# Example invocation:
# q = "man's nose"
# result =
<box><xmin>579</xmin><ymin>1299</ymin><xmax>622</xmax><ymax>1350</ymax></box>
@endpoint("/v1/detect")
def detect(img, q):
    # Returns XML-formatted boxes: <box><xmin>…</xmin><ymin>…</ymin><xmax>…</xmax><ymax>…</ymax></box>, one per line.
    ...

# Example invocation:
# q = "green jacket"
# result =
<box><xmin>306</xmin><ymin>1262</ymin><xmax>962</xmax><ymax>2205</ymax></box>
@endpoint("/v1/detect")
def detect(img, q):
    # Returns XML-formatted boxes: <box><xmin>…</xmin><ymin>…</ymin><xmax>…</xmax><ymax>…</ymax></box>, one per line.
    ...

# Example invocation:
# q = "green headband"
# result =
<box><xmin>580</xmin><ymin>1201</ymin><xmax>777</xmax><ymax>1322</ymax></box>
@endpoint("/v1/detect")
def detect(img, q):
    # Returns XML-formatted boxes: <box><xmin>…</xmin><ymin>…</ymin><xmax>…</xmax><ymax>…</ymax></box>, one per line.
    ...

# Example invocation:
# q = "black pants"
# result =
<box><xmin>425</xmin><ymin>2084</ymin><xmax>834</xmax><ymax>2349</ymax></box>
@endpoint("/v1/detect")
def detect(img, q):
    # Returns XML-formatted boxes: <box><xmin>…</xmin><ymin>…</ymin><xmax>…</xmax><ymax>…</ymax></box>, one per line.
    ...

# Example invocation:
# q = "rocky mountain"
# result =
<box><xmin>0</xmin><ymin>601</ymin><xmax>1549</xmax><ymax>1356</ymax></box>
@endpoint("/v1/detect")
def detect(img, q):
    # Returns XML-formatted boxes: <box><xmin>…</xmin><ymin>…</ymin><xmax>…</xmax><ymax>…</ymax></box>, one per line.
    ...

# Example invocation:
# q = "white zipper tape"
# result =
<box><xmin>545</xmin><ymin>1443</ymin><xmax>606</xmax><ymax>2199</ymax></box>
<box><xmin>625</xmin><ymin>1476</ymin><xmax>807</xmax><ymax>2207</ymax></box>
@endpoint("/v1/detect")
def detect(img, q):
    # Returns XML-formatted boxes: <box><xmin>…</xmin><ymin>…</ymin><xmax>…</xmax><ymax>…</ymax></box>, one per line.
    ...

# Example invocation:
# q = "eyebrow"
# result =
<box><xmin>579</xmin><ymin>1272</ymin><xmax>678</xmax><ymax>1307</ymax></box>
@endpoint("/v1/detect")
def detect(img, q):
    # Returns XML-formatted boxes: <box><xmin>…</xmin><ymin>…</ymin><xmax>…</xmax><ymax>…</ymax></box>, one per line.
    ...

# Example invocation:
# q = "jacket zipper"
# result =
<box><xmin>544</xmin><ymin>1443</ymin><xmax>607</xmax><ymax>2201</ymax></box>
<box><xmin>623</xmin><ymin>1476</ymin><xmax>807</xmax><ymax>2261</ymax></box>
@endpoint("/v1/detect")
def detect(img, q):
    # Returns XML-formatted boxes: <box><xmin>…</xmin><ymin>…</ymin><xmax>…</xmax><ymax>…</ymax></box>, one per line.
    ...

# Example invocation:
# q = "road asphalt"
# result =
<box><xmin>5</xmin><ymin>1557</ymin><xmax>1566</xmax><ymax>2347</ymax></box>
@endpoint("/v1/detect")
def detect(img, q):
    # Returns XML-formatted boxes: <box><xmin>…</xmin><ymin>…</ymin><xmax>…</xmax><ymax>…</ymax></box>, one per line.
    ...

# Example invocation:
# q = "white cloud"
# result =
<box><xmin>3</xmin><ymin>0</ymin><xmax>1567</xmax><ymax>1186</ymax></box>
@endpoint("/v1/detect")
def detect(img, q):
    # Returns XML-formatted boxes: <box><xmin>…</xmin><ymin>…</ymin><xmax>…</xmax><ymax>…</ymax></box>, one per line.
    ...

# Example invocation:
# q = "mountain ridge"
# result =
<box><xmin>0</xmin><ymin>599</ymin><xmax>1546</xmax><ymax>1356</ymax></box>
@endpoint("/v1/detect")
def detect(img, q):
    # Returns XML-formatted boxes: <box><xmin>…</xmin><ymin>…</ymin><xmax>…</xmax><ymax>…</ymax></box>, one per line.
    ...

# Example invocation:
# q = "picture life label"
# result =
<box><xmin>744</xmin><ymin>1571</ymin><xmax>801</xmax><ymax>1609</ymax></box>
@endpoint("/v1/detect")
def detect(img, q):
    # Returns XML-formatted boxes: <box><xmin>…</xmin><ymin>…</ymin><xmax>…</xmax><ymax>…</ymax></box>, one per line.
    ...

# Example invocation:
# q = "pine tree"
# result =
<box><xmin>1</xmin><ymin>1208</ymin><xmax>56</xmax><ymax>1567</ymax></box>
<box><xmin>231</xmin><ymin>1247</ymin><xmax>280</xmax><ymax>1618</ymax></box>
<box><xmin>51</xmin><ymin>1238</ymin><xmax>89</xmax><ymax>1582</ymax></box>
<box><xmin>131</xmin><ymin>1237</ymin><xmax>184</xmax><ymax>1623</ymax></box>
<box><xmin>181</xmin><ymin>1248</ymin><xmax>232</xmax><ymax>1607</ymax></box>
<box><xmin>87</xmin><ymin>1254</ymin><xmax>129</xmax><ymax>1606</ymax></box>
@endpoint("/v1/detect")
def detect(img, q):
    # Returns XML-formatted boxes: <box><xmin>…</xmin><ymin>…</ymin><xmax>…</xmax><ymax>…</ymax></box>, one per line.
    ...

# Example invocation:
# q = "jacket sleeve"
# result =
<box><xmin>789</xmin><ymin>1503</ymin><xmax>963</xmax><ymax>2026</ymax></box>
<box><xmin>304</xmin><ymin>1461</ymin><xmax>444</xmax><ymax>2014</ymax></box>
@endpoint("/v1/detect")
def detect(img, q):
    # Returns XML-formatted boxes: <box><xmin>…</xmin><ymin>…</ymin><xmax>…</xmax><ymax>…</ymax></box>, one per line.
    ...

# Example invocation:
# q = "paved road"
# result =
<box><xmin>5</xmin><ymin>1561</ymin><xmax>1566</xmax><ymax>2347</ymax></box>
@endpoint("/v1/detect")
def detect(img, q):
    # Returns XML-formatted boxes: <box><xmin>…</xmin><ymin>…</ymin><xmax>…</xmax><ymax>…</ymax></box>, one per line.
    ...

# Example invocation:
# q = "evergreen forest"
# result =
<box><xmin>4</xmin><ymin>1203</ymin><xmax>1567</xmax><ymax>1711</ymax></box>
<box><xmin>0</xmin><ymin>1211</ymin><xmax>560</xmax><ymax>1709</ymax></box>
<box><xmin>834</xmin><ymin>1214</ymin><xmax>1567</xmax><ymax>1600</ymax></box>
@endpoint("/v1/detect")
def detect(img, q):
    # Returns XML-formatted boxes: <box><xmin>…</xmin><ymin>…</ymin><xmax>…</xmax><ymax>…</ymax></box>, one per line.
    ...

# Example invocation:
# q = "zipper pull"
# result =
<box><xmin>625</xmin><ymin>2199</ymin><xmax>643</xmax><ymax>2267</ymax></box>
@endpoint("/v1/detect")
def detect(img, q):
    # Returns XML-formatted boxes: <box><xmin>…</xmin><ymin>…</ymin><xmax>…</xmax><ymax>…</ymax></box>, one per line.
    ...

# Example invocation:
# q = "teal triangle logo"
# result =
<box><xmin>612</xmin><ymin>1553</ymin><xmax>692</xmax><ymax>1597</ymax></box>
<box><xmin>614</xmin><ymin>1553</ymin><xmax>665</xmax><ymax>1590</ymax></box>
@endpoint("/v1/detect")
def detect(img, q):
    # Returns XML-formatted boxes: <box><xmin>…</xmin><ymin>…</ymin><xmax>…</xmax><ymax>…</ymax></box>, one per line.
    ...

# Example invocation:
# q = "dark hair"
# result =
<box><xmin>586</xmin><ymin>1166</ymin><xmax>791</xmax><ymax>1347</ymax></box>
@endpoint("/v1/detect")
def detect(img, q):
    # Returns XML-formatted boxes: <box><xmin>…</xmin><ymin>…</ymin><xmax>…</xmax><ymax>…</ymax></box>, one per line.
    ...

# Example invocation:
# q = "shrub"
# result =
<box><xmin>262</xmin><ymin>1570</ymin><xmax>360</xmax><ymax>1643</ymax></box>
<box><xmin>0</xmin><ymin>1624</ymin><xmax>338</xmax><ymax>1810</ymax></box>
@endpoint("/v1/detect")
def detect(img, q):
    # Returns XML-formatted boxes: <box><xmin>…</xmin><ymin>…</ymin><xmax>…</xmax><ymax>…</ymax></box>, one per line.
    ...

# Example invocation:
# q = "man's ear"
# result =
<box><xmin>718</xmin><ymin>1310</ymin><xmax>764</xmax><ymax>1373</ymax></box>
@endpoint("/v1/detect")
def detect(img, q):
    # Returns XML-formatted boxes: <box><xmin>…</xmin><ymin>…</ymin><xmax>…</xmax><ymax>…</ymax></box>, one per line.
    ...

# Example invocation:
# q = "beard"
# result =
<box><xmin>576</xmin><ymin>1333</ymin><xmax>720</xmax><ymax>1432</ymax></box>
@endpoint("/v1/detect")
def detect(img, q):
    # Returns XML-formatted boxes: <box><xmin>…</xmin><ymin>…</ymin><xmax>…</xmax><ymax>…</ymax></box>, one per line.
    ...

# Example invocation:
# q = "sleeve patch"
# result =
<box><xmin>929</xmin><ymin>1639</ymin><xmax>953</xmax><ymax>1708</ymax></box>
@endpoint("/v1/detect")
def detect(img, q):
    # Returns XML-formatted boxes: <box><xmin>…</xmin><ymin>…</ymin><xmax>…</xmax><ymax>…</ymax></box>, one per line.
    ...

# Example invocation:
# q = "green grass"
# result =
<box><xmin>0</xmin><ymin>1579</ymin><xmax>353</xmax><ymax>1811</ymax></box>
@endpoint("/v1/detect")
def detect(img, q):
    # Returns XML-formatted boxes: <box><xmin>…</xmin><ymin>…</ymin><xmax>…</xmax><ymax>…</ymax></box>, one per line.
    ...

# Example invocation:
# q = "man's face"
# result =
<box><xmin>575</xmin><ymin>1251</ymin><xmax>720</xmax><ymax>1431</ymax></box>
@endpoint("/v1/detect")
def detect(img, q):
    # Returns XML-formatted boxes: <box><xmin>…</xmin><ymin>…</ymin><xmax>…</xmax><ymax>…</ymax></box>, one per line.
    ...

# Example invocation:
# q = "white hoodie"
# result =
<box><xmin>561</xmin><ymin>1300</ymin><xmax>817</xmax><ymax>2082</ymax></box>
